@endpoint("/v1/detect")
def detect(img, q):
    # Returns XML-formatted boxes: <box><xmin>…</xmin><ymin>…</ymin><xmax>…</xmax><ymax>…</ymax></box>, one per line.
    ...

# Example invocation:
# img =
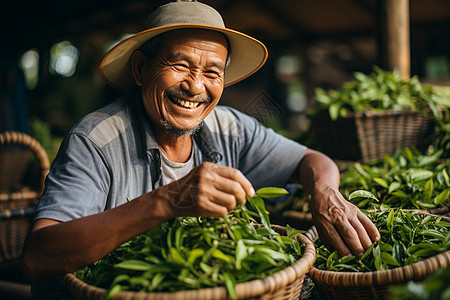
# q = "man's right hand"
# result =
<box><xmin>161</xmin><ymin>162</ymin><xmax>255</xmax><ymax>218</ymax></box>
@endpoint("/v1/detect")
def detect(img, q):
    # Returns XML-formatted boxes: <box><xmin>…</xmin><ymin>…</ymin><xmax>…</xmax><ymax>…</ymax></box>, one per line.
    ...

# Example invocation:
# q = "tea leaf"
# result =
<box><xmin>381</xmin><ymin>252</ymin><xmax>401</xmax><ymax>266</ymax></box>
<box><xmin>115</xmin><ymin>260</ymin><xmax>153</xmax><ymax>271</ymax></box>
<box><xmin>348</xmin><ymin>190</ymin><xmax>378</xmax><ymax>202</ymax></box>
<box><xmin>255</xmin><ymin>187</ymin><xmax>289</xmax><ymax>198</ymax></box>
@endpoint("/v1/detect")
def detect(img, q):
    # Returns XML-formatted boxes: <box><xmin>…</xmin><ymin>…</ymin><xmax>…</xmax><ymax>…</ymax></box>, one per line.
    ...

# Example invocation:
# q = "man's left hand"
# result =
<box><xmin>310</xmin><ymin>186</ymin><xmax>380</xmax><ymax>258</ymax></box>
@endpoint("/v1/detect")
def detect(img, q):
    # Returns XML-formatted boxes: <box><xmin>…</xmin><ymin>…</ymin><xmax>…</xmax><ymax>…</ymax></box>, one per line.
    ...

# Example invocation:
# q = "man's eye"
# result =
<box><xmin>205</xmin><ymin>70</ymin><xmax>220</xmax><ymax>77</ymax></box>
<box><xmin>174</xmin><ymin>63</ymin><xmax>188</xmax><ymax>69</ymax></box>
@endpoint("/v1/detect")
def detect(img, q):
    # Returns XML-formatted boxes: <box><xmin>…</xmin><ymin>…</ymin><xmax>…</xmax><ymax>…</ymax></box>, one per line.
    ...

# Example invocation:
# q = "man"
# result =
<box><xmin>21</xmin><ymin>1</ymin><xmax>380</xmax><ymax>298</ymax></box>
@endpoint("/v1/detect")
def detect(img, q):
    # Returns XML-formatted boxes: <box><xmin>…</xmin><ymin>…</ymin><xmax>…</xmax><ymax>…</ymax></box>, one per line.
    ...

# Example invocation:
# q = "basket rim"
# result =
<box><xmin>64</xmin><ymin>225</ymin><xmax>317</xmax><ymax>299</ymax></box>
<box><xmin>306</xmin><ymin>211</ymin><xmax>450</xmax><ymax>287</ymax></box>
<box><xmin>0</xmin><ymin>131</ymin><xmax>50</xmax><ymax>197</ymax></box>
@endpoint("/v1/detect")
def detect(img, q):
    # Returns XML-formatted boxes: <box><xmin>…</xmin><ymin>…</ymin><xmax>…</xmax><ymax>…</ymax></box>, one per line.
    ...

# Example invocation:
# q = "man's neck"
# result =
<box><xmin>156</xmin><ymin>133</ymin><xmax>193</xmax><ymax>163</ymax></box>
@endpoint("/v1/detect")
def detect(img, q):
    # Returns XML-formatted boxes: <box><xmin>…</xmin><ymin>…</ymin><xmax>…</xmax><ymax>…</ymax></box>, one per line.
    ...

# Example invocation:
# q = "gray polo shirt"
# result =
<box><xmin>32</xmin><ymin>93</ymin><xmax>306</xmax><ymax>299</ymax></box>
<box><xmin>35</xmin><ymin>94</ymin><xmax>306</xmax><ymax>222</ymax></box>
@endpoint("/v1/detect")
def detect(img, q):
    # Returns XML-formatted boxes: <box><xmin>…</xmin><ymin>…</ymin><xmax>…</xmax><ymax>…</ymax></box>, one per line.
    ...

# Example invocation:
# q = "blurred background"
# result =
<box><xmin>1</xmin><ymin>0</ymin><xmax>449</xmax><ymax>152</ymax></box>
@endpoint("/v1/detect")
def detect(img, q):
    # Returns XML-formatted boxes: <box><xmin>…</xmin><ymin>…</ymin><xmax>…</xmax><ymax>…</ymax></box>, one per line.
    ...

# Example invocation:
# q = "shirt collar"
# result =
<box><xmin>130</xmin><ymin>90</ymin><xmax>223</xmax><ymax>163</ymax></box>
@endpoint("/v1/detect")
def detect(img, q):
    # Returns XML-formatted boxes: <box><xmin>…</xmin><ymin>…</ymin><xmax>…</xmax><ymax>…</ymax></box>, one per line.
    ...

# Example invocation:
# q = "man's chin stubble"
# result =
<box><xmin>160</xmin><ymin>119</ymin><xmax>204</xmax><ymax>137</ymax></box>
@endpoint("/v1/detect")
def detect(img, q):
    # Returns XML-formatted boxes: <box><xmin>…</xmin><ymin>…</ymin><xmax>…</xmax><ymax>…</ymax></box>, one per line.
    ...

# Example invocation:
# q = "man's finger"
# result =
<box><xmin>213</xmin><ymin>165</ymin><xmax>255</xmax><ymax>198</ymax></box>
<box><xmin>350</xmin><ymin>218</ymin><xmax>373</xmax><ymax>252</ymax></box>
<box><xmin>197</xmin><ymin>199</ymin><xmax>229</xmax><ymax>217</ymax></box>
<box><xmin>335</xmin><ymin>220</ymin><xmax>365</xmax><ymax>257</ymax></box>
<box><xmin>208</xmin><ymin>188</ymin><xmax>239</xmax><ymax>211</ymax></box>
<box><xmin>317</xmin><ymin>223</ymin><xmax>352</xmax><ymax>257</ymax></box>
<box><xmin>358</xmin><ymin>211</ymin><xmax>381</xmax><ymax>242</ymax></box>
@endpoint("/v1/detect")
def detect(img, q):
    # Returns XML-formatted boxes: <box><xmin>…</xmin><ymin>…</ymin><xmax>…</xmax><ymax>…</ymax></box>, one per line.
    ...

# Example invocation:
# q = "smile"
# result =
<box><xmin>169</xmin><ymin>95</ymin><xmax>201</xmax><ymax>109</ymax></box>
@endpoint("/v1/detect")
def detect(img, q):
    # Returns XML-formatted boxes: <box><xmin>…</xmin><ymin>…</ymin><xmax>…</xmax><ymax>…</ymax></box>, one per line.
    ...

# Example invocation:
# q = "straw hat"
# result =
<box><xmin>99</xmin><ymin>1</ymin><xmax>268</xmax><ymax>92</ymax></box>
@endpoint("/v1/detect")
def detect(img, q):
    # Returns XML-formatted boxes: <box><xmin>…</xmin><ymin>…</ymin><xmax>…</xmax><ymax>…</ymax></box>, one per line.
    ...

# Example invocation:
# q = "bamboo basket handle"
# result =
<box><xmin>0</xmin><ymin>131</ymin><xmax>50</xmax><ymax>201</ymax></box>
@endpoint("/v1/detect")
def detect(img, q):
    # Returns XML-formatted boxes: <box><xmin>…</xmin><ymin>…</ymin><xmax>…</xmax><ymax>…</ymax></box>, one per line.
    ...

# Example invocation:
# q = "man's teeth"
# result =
<box><xmin>172</xmin><ymin>96</ymin><xmax>200</xmax><ymax>109</ymax></box>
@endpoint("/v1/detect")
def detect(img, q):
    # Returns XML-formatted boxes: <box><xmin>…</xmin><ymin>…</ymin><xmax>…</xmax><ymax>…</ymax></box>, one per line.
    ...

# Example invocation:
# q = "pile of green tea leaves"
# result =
<box><xmin>76</xmin><ymin>188</ymin><xmax>305</xmax><ymax>299</ymax></box>
<box><xmin>340</xmin><ymin>148</ymin><xmax>450</xmax><ymax>210</ymax></box>
<box><xmin>314</xmin><ymin>208</ymin><xmax>450</xmax><ymax>272</ymax></box>
<box><xmin>313</xmin><ymin>66</ymin><xmax>446</xmax><ymax>121</ymax></box>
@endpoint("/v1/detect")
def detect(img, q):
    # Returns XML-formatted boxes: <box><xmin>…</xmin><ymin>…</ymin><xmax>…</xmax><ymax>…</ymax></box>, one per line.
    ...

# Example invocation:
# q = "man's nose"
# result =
<box><xmin>181</xmin><ymin>72</ymin><xmax>205</xmax><ymax>96</ymax></box>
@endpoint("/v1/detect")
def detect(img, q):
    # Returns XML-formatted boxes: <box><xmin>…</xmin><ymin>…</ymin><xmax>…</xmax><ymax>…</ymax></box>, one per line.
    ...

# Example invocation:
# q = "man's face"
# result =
<box><xmin>139</xmin><ymin>29</ymin><xmax>228</xmax><ymax>136</ymax></box>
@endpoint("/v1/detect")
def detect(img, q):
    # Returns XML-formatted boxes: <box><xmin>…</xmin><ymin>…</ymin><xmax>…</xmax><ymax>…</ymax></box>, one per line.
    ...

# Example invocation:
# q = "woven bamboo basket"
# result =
<box><xmin>64</xmin><ymin>225</ymin><xmax>317</xmax><ymax>300</ymax></box>
<box><xmin>0</xmin><ymin>131</ymin><xmax>50</xmax><ymax>264</ymax></box>
<box><xmin>312</xmin><ymin>110</ymin><xmax>435</xmax><ymax>162</ymax></box>
<box><xmin>305</xmin><ymin>213</ymin><xmax>450</xmax><ymax>300</ymax></box>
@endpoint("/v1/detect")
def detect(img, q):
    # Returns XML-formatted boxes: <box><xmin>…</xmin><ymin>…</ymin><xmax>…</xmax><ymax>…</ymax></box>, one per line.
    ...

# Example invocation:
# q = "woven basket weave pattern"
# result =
<box><xmin>0</xmin><ymin>131</ymin><xmax>49</xmax><ymax>264</ymax></box>
<box><xmin>305</xmin><ymin>214</ymin><xmax>450</xmax><ymax>300</ymax></box>
<box><xmin>313</xmin><ymin>110</ymin><xmax>435</xmax><ymax>162</ymax></box>
<box><xmin>64</xmin><ymin>227</ymin><xmax>316</xmax><ymax>300</ymax></box>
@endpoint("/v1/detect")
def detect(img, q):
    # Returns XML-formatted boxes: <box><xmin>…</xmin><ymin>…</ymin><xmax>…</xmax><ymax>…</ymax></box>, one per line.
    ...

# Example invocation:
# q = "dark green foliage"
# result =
<box><xmin>340</xmin><ymin>148</ymin><xmax>450</xmax><ymax>210</ymax></box>
<box><xmin>76</xmin><ymin>188</ymin><xmax>304</xmax><ymax>299</ymax></box>
<box><xmin>314</xmin><ymin>208</ymin><xmax>450</xmax><ymax>272</ymax></box>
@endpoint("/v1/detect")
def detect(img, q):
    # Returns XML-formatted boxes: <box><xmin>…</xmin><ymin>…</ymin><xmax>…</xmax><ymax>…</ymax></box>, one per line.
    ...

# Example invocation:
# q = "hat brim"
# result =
<box><xmin>99</xmin><ymin>24</ymin><xmax>268</xmax><ymax>92</ymax></box>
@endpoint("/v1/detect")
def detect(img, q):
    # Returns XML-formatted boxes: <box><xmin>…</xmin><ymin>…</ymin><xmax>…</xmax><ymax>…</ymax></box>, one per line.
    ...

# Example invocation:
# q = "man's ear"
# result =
<box><xmin>131</xmin><ymin>50</ymin><xmax>146</xmax><ymax>87</ymax></box>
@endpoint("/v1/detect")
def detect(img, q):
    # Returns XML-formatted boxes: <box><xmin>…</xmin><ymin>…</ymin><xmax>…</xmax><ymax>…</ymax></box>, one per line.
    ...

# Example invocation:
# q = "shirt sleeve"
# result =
<box><xmin>232</xmin><ymin>109</ymin><xmax>307</xmax><ymax>189</ymax></box>
<box><xmin>34</xmin><ymin>133</ymin><xmax>111</xmax><ymax>222</ymax></box>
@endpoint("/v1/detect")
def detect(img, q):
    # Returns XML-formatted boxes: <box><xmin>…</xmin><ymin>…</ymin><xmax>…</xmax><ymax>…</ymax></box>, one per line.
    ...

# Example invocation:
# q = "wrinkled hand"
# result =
<box><xmin>163</xmin><ymin>162</ymin><xmax>255</xmax><ymax>218</ymax></box>
<box><xmin>310</xmin><ymin>186</ymin><xmax>380</xmax><ymax>258</ymax></box>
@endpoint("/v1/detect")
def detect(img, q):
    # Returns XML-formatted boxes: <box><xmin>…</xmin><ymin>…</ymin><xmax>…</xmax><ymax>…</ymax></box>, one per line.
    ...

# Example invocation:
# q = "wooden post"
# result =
<box><xmin>377</xmin><ymin>0</ymin><xmax>411</xmax><ymax>79</ymax></box>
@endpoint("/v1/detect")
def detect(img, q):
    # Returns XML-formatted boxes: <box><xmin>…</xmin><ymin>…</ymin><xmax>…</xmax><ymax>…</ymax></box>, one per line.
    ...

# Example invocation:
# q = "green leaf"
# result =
<box><xmin>392</xmin><ymin>243</ymin><xmax>406</xmax><ymax>264</ymax></box>
<box><xmin>326</xmin><ymin>251</ymin><xmax>338</xmax><ymax>269</ymax></box>
<box><xmin>187</xmin><ymin>248</ymin><xmax>205</xmax><ymax>265</ymax></box>
<box><xmin>338</xmin><ymin>256</ymin><xmax>356</xmax><ymax>264</ymax></box>
<box><xmin>348</xmin><ymin>190</ymin><xmax>379</xmax><ymax>202</ymax></box>
<box><xmin>413</xmin><ymin>248</ymin><xmax>441</xmax><ymax>257</ymax></box>
<box><xmin>255</xmin><ymin>187</ymin><xmax>289</xmax><ymax>198</ymax></box>
<box><xmin>115</xmin><ymin>260</ymin><xmax>153</xmax><ymax>271</ymax></box>
<box><xmin>388</xmin><ymin>182</ymin><xmax>402</xmax><ymax>194</ymax></box>
<box><xmin>417</xmin><ymin>150</ymin><xmax>442</xmax><ymax>167</ymax></box>
<box><xmin>373</xmin><ymin>178</ymin><xmax>389</xmax><ymax>188</ymax></box>
<box><xmin>360</xmin><ymin>243</ymin><xmax>374</xmax><ymax>261</ymax></box>
<box><xmin>150</xmin><ymin>273</ymin><xmax>165</xmax><ymax>290</ymax></box>
<box><xmin>380</xmin><ymin>252</ymin><xmax>401</xmax><ymax>266</ymax></box>
<box><xmin>175</xmin><ymin>226</ymin><xmax>183</xmax><ymax>250</ymax></box>
<box><xmin>442</xmin><ymin>169</ymin><xmax>450</xmax><ymax>186</ymax></box>
<box><xmin>387</xmin><ymin>209</ymin><xmax>395</xmax><ymax>231</ymax></box>
<box><xmin>435</xmin><ymin>189</ymin><xmax>450</xmax><ymax>205</ymax></box>
<box><xmin>254</xmin><ymin>247</ymin><xmax>291</xmax><ymax>262</ymax></box>
<box><xmin>424</xmin><ymin>178</ymin><xmax>434</xmax><ymax>202</ymax></box>
<box><xmin>169</xmin><ymin>247</ymin><xmax>186</xmax><ymax>265</ymax></box>
<box><xmin>404</xmin><ymin>169</ymin><xmax>434</xmax><ymax>182</ymax></box>
<box><xmin>329</xmin><ymin>264</ymin><xmax>359</xmax><ymax>272</ymax></box>
<box><xmin>224</xmin><ymin>271</ymin><xmax>237</xmax><ymax>300</ymax></box>
<box><xmin>235</xmin><ymin>240</ymin><xmax>247</xmax><ymax>270</ymax></box>
<box><xmin>407</xmin><ymin>242</ymin><xmax>442</xmax><ymax>254</ymax></box>
<box><xmin>418</xmin><ymin>229</ymin><xmax>446</xmax><ymax>240</ymax></box>
<box><xmin>212</xmin><ymin>249</ymin><xmax>232</xmax><ymax>263</ymax></box>
<box><xmin>415</xmin><ymin>201</ymin><xmax>436</xmax><ymax>209</ymax></box>
<box><xmin>391</xmin><ymin>190</ymin><xmax>408</xmax><ymax>198</ymax></box>
<box><xmin>104</xmin><ymin>284</ymin><xmax>123</xmax><ymax>300</ymax></box>
<box><xmin>329</xmin><ymin>102</ymin><xmax>341</xmax><ymax>120</ymax></box>
<box><xmin>109</xmin><ymin>274</ymin><xmax>130</xmax><ymax>287</ymax></box>
<box><xmin>247</xmin><ymin>196</ymin><xmax>273</xmax><ymax>233</ymax></box>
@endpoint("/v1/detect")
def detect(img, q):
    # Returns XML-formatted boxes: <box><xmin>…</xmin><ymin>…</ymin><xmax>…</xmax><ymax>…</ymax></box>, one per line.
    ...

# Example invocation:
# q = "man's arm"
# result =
<box><xmin>288</xmin><ymin>148</ymin><xmax>380</xmax><ymax>257</ymax></box>
<box><xmin>21</xmin><ymin>162</ymin><xmax>254</xmax><ymax>281</ymax></box>
<box><xmin>21</xmin><ymin>188</ymin><xmax>171</xmax><ymax>281</ymax></box>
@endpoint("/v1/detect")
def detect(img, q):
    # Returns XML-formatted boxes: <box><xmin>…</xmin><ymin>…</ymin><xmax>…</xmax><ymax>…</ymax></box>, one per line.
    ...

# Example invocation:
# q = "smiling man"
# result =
<box><xmin>21</xmin><ymin>1</ymin><xmax>379</xmax><ymax>299</ymax></box>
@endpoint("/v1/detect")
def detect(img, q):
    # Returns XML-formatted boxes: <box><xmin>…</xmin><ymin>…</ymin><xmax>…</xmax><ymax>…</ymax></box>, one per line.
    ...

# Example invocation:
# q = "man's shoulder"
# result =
<box><xmin>69</xmin><ymin>95</ymin><xmax>133</xmax><ymax>148</ymax></box>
